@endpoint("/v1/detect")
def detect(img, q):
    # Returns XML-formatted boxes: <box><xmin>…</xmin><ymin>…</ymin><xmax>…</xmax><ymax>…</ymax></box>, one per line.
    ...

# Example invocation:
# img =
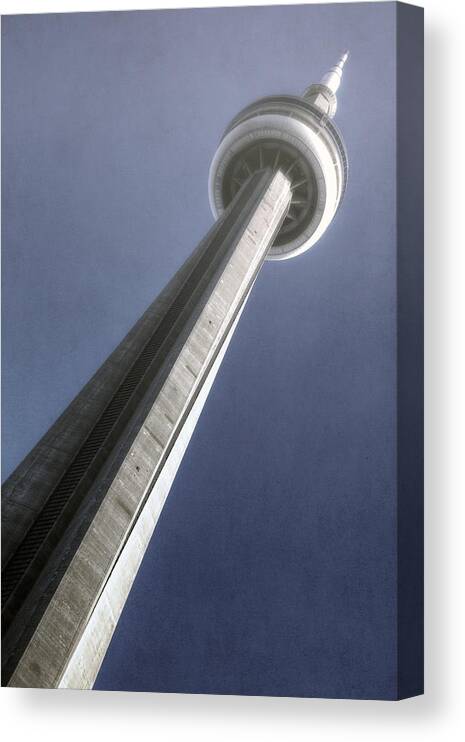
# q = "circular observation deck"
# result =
<box><xmin>208</xmin><ymin>96</ymin><xmax>348</xmax><ymax>261</ymax></box>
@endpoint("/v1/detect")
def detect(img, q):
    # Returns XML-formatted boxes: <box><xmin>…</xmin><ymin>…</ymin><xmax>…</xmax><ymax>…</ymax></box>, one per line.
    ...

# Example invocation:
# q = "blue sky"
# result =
<box><xmin>2</xmin><ymin>3</ymin><xmax>400</xmax><ymax>697</ymax></box>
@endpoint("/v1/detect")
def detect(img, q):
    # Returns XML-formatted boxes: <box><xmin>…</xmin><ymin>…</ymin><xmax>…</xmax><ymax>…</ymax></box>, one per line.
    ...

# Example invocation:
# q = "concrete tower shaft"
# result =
<box><xmin>209</xmin><ymin>54</ymin><xmax>349</xmax><ymax>260</ymax></box>
<box><xmin>2</xmin><ymin>170</ymin><xmax>292</xmax><ymax>689</ymax></box>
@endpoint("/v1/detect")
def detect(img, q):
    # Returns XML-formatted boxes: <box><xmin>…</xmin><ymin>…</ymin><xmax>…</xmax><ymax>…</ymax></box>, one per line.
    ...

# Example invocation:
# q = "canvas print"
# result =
<box><xmin>1</xmin><ymin>2</ymin><xmax>424</xmax><ymax>699</ymax></box>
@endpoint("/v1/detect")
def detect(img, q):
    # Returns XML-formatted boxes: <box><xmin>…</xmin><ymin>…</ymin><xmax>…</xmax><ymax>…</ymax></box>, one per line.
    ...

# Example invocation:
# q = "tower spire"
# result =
<box><xmin>303</xmin><ymin>50</ymin><xmax>349</xmax><ymax>118</ymax></box>
<box><xmin>320</xmin><ymin>50</ymin><xmax>349</xmax><ymax>94</ymax></box>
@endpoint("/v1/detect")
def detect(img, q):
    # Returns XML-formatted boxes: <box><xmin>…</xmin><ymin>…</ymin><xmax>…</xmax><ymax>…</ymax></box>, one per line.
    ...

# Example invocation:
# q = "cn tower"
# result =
<box><xmin>2</xmin><ymin>54</ymin><xmax>349</xmax><ymax>689</ymax></box>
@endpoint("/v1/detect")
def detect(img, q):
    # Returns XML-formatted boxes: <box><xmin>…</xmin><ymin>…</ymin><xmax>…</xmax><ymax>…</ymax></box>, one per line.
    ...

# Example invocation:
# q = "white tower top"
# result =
<box><xmin>209</xmin><ymin>53</ymin><xmax>349</xmax><ymax>260</ymax></box>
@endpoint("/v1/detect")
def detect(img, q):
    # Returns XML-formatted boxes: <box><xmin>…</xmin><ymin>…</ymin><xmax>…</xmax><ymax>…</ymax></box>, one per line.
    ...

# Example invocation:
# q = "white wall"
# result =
<box><xmin>1</xmin><ymin>0</ymin><xmax>464</xmax><ymax>740</ymax></box>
